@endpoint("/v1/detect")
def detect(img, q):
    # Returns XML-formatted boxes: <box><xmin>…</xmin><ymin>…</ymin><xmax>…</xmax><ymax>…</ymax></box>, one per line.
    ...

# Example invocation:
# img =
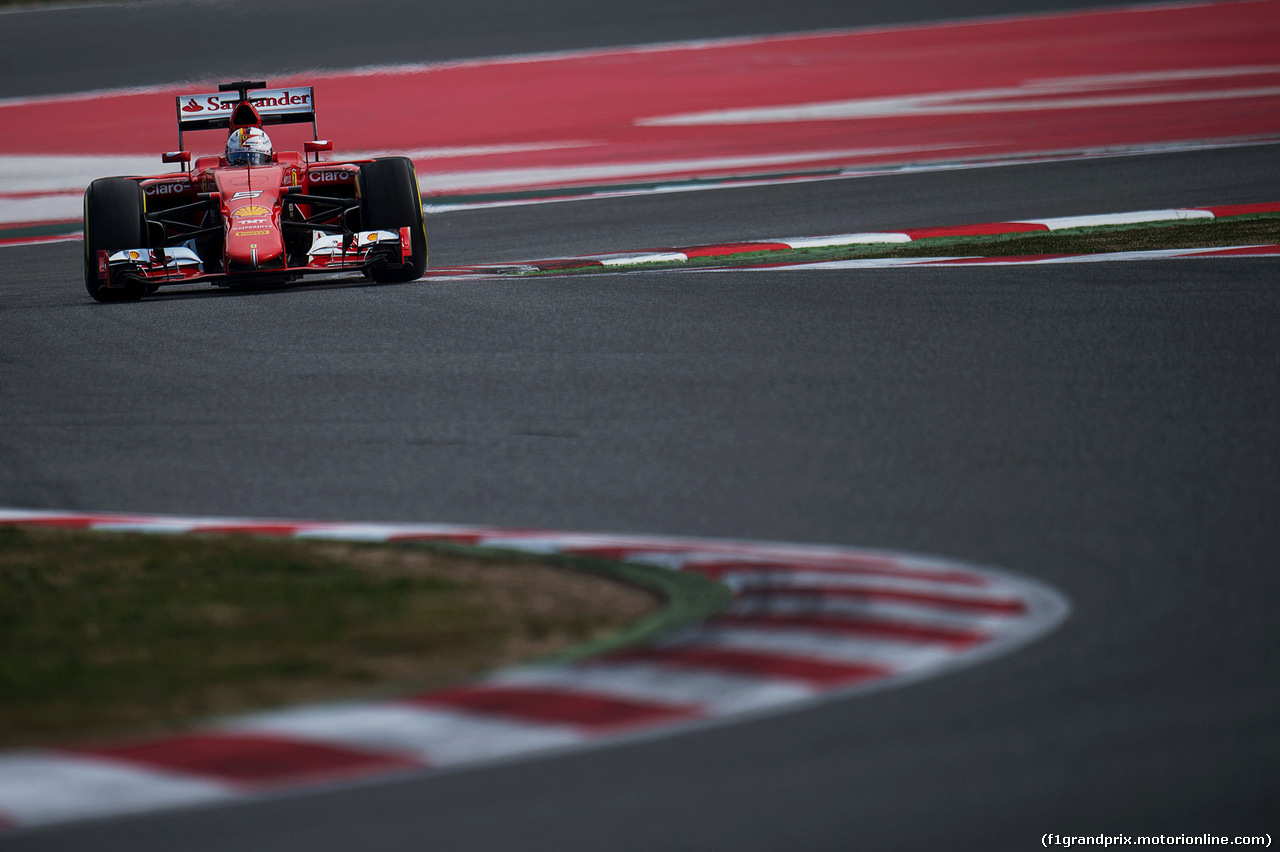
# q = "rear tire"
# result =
<box><xmin>83</xmin><ymin>177</ymin><xmax>148</xmax><ymax>302</ymax></box>
<box><xmin>357</xmin><ymin>157</ymin><xmax>428</xmax><ymax>283</ymax></box>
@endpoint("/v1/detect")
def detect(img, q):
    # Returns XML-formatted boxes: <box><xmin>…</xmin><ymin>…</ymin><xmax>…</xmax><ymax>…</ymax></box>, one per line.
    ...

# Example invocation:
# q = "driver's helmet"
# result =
<box><xmin>225</xmin><ymin>127</ymin><xmax>273</xmax><ymax>166</ymax></box>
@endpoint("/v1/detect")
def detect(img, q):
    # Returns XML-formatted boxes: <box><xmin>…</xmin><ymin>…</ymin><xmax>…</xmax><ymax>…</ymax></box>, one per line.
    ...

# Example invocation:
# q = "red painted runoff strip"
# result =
<box><xmin>714</xmin><ymin>612</ymin><xmax>989</xmax><ymax>647</ymax></box>
<box><xmin>903</xmin><ymin>223</ymin><xmax>1049</xmax><ymax>239</ymax></box>
<box><xmin>685</xmin><ymin>559</ymin><xmax>989</xmax><ymax>587</ymax></box>
<box><xmin>609</xmin><ymin>646</ymin><xmax>891</xmax><ymax>687</ymax></box>
<box><xmin>2</xmin><ymin>2</ymin><xmax>1278</xmax><ymax>197</ymax></box>
<box><xmin>74</xmin><ymin>733</ymin><xmax>419</xmax><ymax>787</ymax></box>
<box><xmin>682</xmin><ymin>242</ymin><xmax>792</xmax><ymax>258</ymax></box>
<box><xmin>736</xmin><ymin>586</ymin><xmax>1027</xmax><ymax>614</ymax></box>
<box><xmin>186</xmin><ymin>524</ymin><xmax>309</xmax><ymax>537</ymax></box>
<box><xmin>387</xmin><ymin>532</ymin><xmax>488</xmax><ymax>545</ymax></box>
<box><xmin>6</xmin><ymin>516</ymin><xmax>100</xmax><ymax>529</ymax></box>
<box><xmin>408</xmin><ymin>685</ymin><xmax>703</xmax><ymax>731</ymax></box>
<box><xmin>1194</xmin><ymin>202</ymin><xmax>1280</xmax><ymax>217</ymax></box>
<box><xmin>1188</xmin><ymin>244</ymin><xmax>1280</xmax><ymax>256</ymax></box>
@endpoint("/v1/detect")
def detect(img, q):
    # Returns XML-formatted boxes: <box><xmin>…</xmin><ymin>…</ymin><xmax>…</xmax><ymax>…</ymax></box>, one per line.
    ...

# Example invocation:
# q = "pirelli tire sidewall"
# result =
<box><xmin>357</xmin><ymin>157</ymin><xmax>429</xmax><ymax>283</ymax></box>
<box><xmin>83</xmin><ymin>177</ymin><xmax>149</xmax><ymax>302</ymax></box>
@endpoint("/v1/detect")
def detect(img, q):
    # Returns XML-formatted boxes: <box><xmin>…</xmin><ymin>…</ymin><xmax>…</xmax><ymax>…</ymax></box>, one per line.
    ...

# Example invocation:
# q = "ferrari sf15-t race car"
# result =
<box><xmin>83</xmin><ymin>80</ymin><xmax>428</xmax><ymax>301</ymax></box>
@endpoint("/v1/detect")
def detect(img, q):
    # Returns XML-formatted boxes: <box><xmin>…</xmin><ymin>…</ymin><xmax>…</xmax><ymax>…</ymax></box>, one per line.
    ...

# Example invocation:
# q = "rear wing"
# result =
<box><xmin>175</xmin><ymin>83</ymin><xmax>317</xmax><ymax>148</ymax></box>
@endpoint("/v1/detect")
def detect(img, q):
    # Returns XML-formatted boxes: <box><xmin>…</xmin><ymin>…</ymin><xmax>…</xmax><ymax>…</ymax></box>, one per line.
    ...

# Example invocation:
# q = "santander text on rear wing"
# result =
<box><xmin>175</xmin><ymin>86</ymin><xmax>317</xmax><ymax>145</ymax></box>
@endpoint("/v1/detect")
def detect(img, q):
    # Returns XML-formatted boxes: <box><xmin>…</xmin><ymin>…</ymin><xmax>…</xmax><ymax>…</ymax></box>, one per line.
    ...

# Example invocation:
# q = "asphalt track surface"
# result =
<box><xmin>3</xmin><ymin>0</ymin><xmax>1279</xmax><ymax>849</ymax></box>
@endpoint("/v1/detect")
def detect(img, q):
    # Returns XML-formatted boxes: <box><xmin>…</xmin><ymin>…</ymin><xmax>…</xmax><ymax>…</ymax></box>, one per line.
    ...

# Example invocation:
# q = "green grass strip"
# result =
<box><xmin>0</xmin><ymin>221</ymin><xmax>81</xmax><ymax>241</ymax></box>
<box><xmin>0</xmin><ymin>526</ymin><xmax>728</xmax><ymax>747</ymax></box>
<box><xmin>419</xmin><ymin>541</ymin><xmax>732</xmax><ymax>665</ymax></box>
<box><xmin>524</xmin><ymin>213</ymin><xmax>1280</xmax><ymax>276</ymax></box>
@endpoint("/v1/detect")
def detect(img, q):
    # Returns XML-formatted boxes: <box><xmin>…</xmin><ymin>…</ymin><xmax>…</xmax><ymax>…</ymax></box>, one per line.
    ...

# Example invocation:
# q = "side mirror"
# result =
<box><xmin>162</xmin><ymin>150</ymin><xmax>192</xmax><ymax>171</ymax></box>
<box><xmin>304</xmin><ymin>139</ymin><xmax>333</xmax><ymax>162</ymax></box>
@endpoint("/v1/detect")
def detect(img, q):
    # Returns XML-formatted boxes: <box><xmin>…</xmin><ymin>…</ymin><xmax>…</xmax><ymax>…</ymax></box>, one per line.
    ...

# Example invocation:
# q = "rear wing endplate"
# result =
<box><xmin>175</xmin><ymin>85</ymin><xmax>317</xmax><ymax>148</ymax></box>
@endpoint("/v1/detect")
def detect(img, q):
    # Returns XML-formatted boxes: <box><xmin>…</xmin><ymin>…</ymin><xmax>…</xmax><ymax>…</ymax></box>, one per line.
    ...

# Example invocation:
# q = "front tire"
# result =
<box><xmin>357</xmin><ymin>157</ymin><xmax>428</xmax><ymax>283</ymax></box>
<box><xmin>83</xmin><ymin>177</ymin><xmax>148</xmax><ymax>302</ymax></box>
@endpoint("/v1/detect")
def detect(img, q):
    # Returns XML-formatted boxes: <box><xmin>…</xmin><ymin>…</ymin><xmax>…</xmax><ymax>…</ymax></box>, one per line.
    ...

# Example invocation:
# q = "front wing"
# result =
<box><xmin>94</xmin><ymin>228</ymin><xmax>413</xmax><ymax>291</ymax></box>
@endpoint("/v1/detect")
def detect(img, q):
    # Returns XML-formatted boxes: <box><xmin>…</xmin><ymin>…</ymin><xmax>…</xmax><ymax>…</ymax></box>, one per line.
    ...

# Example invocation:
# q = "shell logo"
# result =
<box><xmin>232</xmin><ymin>205</ymin><xmax>271</xmax><ymax>218</ymax></box>
<box><xmin>129</xmin><ymin>251</ymin><xmax>141</xmax><ymax>260</ymax></box>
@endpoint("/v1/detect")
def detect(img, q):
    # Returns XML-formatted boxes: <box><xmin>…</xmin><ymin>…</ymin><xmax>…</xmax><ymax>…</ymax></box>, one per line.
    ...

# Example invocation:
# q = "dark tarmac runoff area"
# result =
<box><xmin>1</xmin><ymin>0</ymin><xmax>1278</xmax><ymax>848</ymax></box>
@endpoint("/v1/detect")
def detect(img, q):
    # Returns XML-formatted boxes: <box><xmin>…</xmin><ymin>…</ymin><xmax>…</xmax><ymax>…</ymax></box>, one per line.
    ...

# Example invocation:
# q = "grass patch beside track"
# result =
<box><xmin>0</xmin><ymin>526</ymin><xmax>672</xmax><ymax>748</ymax></box>
<box><xmin>537</xmin><ymin>214</ymin><xmax>1280</xmax><ymax>274</ymax></box>
<box><xmin>872</xmin><ymin>215</ymin><xmax>1280</xmax><ymax>259</ymax></box>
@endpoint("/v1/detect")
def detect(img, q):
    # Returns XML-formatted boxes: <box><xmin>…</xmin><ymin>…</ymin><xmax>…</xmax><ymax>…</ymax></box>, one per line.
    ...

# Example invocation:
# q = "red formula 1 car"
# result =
<box><xmin>82</xmin><ymin>80</ymin><xmax>428</xmax><ymax>301</ymax></box>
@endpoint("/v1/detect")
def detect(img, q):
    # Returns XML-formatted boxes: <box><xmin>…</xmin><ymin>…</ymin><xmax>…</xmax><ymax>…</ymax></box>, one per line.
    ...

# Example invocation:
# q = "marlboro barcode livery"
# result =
<box><xmin>82</xmin><ymin>81</ymin><xmax>428</xmax><ymax>302</ymax></box>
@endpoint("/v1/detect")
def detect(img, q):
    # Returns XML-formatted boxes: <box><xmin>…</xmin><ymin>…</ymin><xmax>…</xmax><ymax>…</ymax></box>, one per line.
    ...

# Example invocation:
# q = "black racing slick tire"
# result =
<box><xmin>357</xmin><ymin>157</ymin><xmax>428</xmax><ymax>283</ymax></box>
<box><xmin>83</xmin><ymin>177</ymin><xmax>148</xmax><ymax>302</ymax></box>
